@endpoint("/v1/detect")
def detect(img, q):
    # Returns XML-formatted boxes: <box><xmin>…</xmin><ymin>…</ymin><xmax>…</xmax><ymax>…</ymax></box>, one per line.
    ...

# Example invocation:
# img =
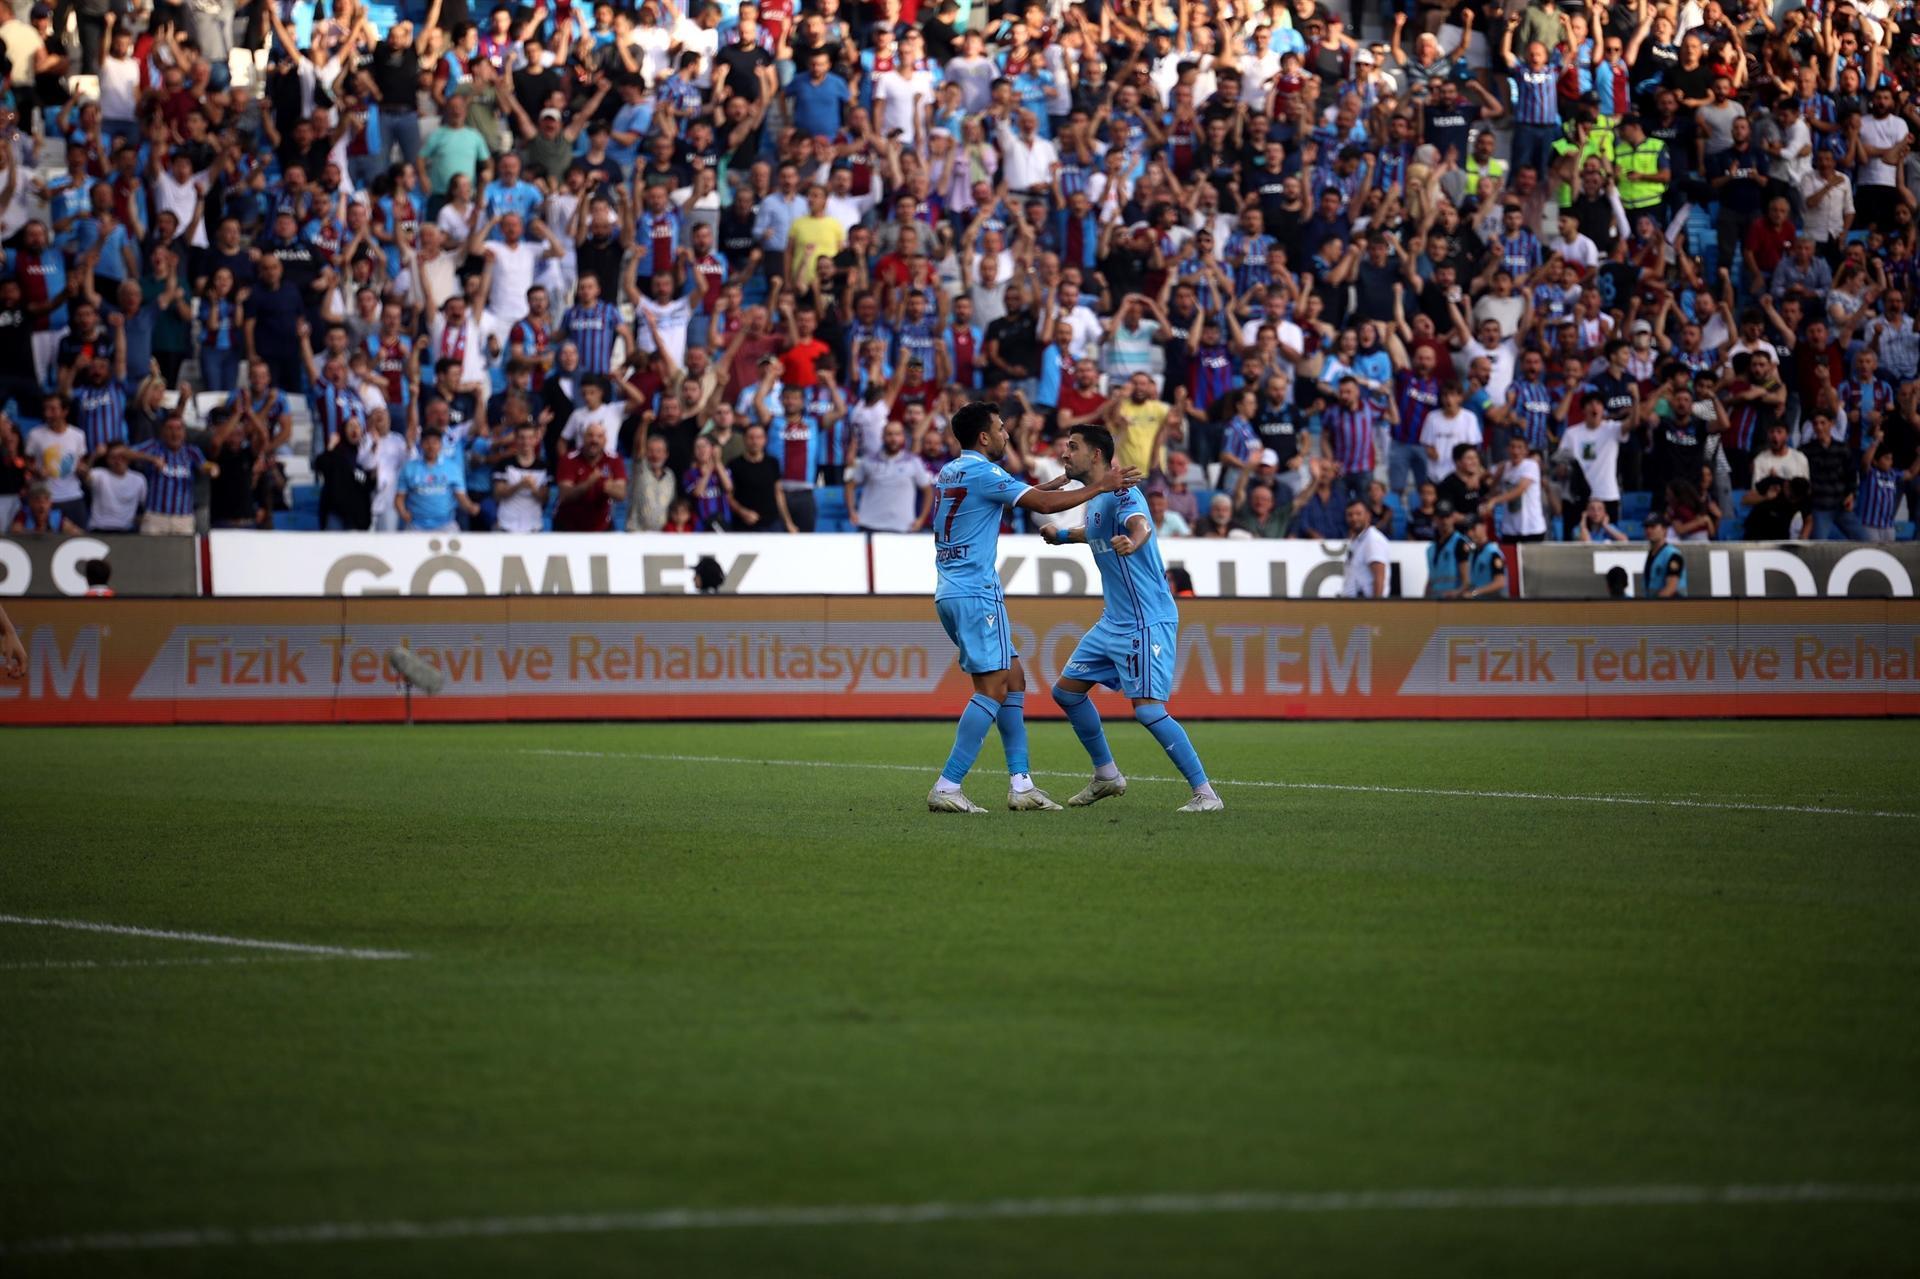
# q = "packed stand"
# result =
<box><xmin>0</xmin><ymin>0</ymin><xmax>1913</xmax><ymax>560</ymax></box>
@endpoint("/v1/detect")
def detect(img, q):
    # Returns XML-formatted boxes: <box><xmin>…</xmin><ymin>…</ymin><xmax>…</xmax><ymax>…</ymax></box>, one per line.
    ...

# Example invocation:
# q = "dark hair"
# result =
<box><xmin>83</xmin><ymin>558</ymin><xmax>111</xmax><ymax>587</ymax></box>
<box><xmin>1070</xmin><ymin>424</ymin><xmax>1115</xmax><ymax>462</ymax></box>
<box><xmin>1605</xmin><ymin>565</ymin><xmax>1629</xmax><ymax>597</ymax></box>
<box><xmin>951</xmin><ymin>400</ymin><xmax>1000</xmax><ymax>449</ymax></box>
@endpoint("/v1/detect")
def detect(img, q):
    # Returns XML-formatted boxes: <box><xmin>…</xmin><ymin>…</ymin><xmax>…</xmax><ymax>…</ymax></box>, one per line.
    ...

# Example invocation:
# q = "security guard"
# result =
<box><xmin>1425</xmin><ymin>501</ymin><xmax>1473</xmax><ymax>598</ymax></box>
<box><xmin>1615</xmin><ymin>113</ymin><xmax>1671</xmax><ymax>221</ymax></box>
<box><xmin>1643</xmin><ymin>512</ymin><xmax>1688</xmax><ymax>598</ymax></box>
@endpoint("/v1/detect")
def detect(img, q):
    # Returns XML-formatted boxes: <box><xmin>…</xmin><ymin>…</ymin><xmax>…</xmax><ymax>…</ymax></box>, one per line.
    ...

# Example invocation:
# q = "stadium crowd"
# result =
<box><xmin>0</xmin><ymin>0</ymin><xmax>1914</xmax><ymax>557</ymax></box>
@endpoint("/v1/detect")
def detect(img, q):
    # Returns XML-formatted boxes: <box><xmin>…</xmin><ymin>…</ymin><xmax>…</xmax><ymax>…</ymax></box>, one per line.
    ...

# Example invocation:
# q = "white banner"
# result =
<box><xmin>206</xmin><ymin>532</ymin><xmax>872</xmax><ymax>597</ymax></box>
<box><xmin>870</xmin><ymin>534</ymin><xmax>1434</xmax><ymax>599</ymax></box>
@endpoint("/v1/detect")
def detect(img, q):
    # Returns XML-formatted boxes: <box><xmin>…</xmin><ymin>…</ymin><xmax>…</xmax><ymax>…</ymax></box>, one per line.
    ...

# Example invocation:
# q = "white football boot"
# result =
<box><xmin>1067</xmin><ymin>776</ymin><xmax>1128</xmax><ymax>807</ymax></box>
<box><xmin>1008</xmin><ymin>787</ymin><xmax>1063</xmax><ymax>811</ymax></box>
<box><xmin>1175</xmin><ymin>791</ymin><xmax>1225</xmax><ymax>813</ymax></box>
<box><xmin>927</xmin><ymin>788</ymin><xmax>989</xmax><ymax>814</ymax></box>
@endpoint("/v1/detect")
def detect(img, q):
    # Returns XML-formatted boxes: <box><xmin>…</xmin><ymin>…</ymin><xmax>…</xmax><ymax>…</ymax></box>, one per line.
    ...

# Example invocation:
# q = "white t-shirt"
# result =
<box><xmin>482</xmin><ymin>239</ymin><xmax>541</xmax><ymax>323</ymax></box>
<box><xmin>637</xmin><ymin>294</ymin><xmax>695</xmax><ymax>366</ymax></box>
<box><xmin>493</xmin><ymin>458</ymin><xmax>550</xmax><ymax>532</ymax></box>
<box><xmin>562</xmin><ymin>402</ymin><xmax>625</xmax><ymax>454</ymax></box>
<box><xmin>1058</xmin><ymin>303</ymin><xmax>1104</xmax><ymax>360</ymax></box>
<box><xmin>1560</xmin><ymin>418</ymin><xmax>1627</xmax><ymax>501</ymax></box>
<box><xmin>1420</xmin><ymin>409</ymin><xmax>1483</xmax><ymax>482</ymax></box>
<box><xmin>99</xmin><ymin>54</ymin><xmax>140</xmax><ymax>122</ymax></box>
<box><xmin>85</xmin><ymin>467</ymin><xmax>147</xmax><ymax>529</ymax></box>
<box><xmin>1858</xmin><ymin>111</ymin><xmax>1909</xmax><ymax>187</ymax></box>
<box><xmin>26</xmin><ymin>424</ymin><xmax>86</xmax><ymax>502</ymax></box>
<box><xmin>1752</xmin><ymin>446</ymin><xmax>1810</xmax><ymax>486</ymax></box>
<box><xmin>152</xmin><ymin>169</ymin><xmax>208</xmax><ymax>249</ymax></box>
<box><xmin>1496</xmin><ymin>456</ymin><xmax>1547</xmax><ymax>537</ymax></box>
<box><xmin>1460</xmin><ymin>337</ymin><xmax>1516</xmax><ymax>402</ymax></box>
<box><xmin>876</xmin><ymin>68</ymin><xmax>936</xmax><ymax>144</ymax></box>
<box><xmin>358</xmin><ymin>431</ymin><xmax>409</xmax><ymax>514</ymax></box>
<box><xmin>1341</xmin><ymin>524</ymin><xmax>1390</xmax><ymax>598</ymax></box>
<box><xmin>944</xmin><ymin>56</ymin><xmax>997</xmax><ymax>112</ymax></box>
<box><xmin>848</xmin><ymin>399</ymin><xmax>891</xmax><ymax>459</ymax></box>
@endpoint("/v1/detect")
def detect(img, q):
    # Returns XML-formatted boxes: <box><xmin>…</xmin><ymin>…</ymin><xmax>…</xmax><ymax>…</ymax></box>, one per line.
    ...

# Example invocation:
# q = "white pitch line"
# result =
<box><xmin>521</xmin><ymin>750</ymin><xmax>1916</xmax><ymax>821</ymax></box>
<box><xmin>7</xmin><ymin>1183</ymin><xmax>1917</xmax><ymax>1255</ymax></box>
<box><xmin>0</xmin><ymin>914</ymin><xmax>415</xmax><ymax>961</ymax></box>
<box><xmin>0</xmin><ymin>956</ymin><xmax>348</xmax><ymax>972</ymax></box>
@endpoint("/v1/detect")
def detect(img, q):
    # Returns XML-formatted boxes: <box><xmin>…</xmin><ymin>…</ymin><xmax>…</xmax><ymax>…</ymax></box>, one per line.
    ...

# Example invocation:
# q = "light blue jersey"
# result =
<box><xmin>932</xmin><ymin>450</ymin><xmax>1031</xmax><ymax>600</ymax></box>
<box><xmin>1066</xmin><ymin>487</ymin><xmax>1179</xmax><ymax>701</ymax></box>
<box><xmin>933</xmin><ymin>449</ymin><xmax>1031</xmax><ymax>676</ymax></box>
<box><xmin>1084</xmin><ymin>488</ymin><xmax>1178</xmax><ymax>628</ymax></box>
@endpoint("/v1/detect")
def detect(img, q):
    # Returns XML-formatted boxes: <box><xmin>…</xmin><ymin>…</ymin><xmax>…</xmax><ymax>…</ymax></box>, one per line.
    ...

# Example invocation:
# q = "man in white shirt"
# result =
<box><xmin>1046</xmin><ymin>280</ymin><xmax>1104</xmax><ymax>361</ymax></box>
<box><xmin>1557</xmin><ymin>395</ymin><xmax>1627</xmax><ymax>512</ymax></box>
<box><xmin>1486</xmin><ymin>433</ymin><xmax>1548</xmax><ymax>540</ymax></box>
<box><xmin>944</xmin><ymin>32</ymin><xmax>997</xmax><ymax>112</ymax></box>
<box><xmin>1460</xmin><ymin>317</ymin><xmax>1517</xmax><ymax>402</ymax></box>
<box><xmin>1340</xmin><ymin>497</ymin><xmax>1391</xmax><ymax>598</ymax></box>
<box><xmin>845</xmin><ymin>418</ymin><xmax>932</xmax><ymax>532</ymax></box>
<box><xmin>427</xmin><ymin>295</ymin><xmax>492</xmax><ymax>391</ymax></box>
<box><xmin>1420</xmin><ymin>381</ymin><xmax>1483</xmax><ymax>482</ymax></box>
<box><xmin>357</xmin><ymin>408</ymin><xmax>409</xmax><ymax>531</ymax></box>
<box><xmin>1856</xmin><ymin>85</ymin><xmax>1909</xmax><ymax>231</ymax></box>
<box><xmin>473</xmin><ymin>213</ymin><xmax>561</xmax><ymax>327</ymax></box>
<box><xmin>84</xmin><ymin>442</ymin><xmax>146</xmax><ymax>532</ymax></box>
<box><xmin>635</xmin><ymin>265</ymin><xmax>700</xmax><ymax>367</ymax></box>
<box><xmin>997</xmin><ymin>110</ymin><xmax>1059</xmax><ymax>193</ymax></box>
<box><xmin>25</xmin><ymin>399</ymin><xmax>87</xmax><ymax>525</ymax></box>
<box><xmin>875</xmin><ymin>31</ymin><xmax>937</xmax><ymax>146</ymax></box>
<box><xmin>1750</xmin><ymin>422</ymin><xmax>1809</xmax><ymax>486</ymax></box>
<box><xmin>1799</xmin><ymin>146</ymin><xmax>1854</xmax><ymax>250</ymax></box>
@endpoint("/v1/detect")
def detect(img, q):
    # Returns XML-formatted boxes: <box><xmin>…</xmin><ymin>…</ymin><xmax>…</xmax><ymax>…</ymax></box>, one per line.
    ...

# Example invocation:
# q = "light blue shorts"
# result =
<box><xmin>1063</xmin><ymin>619</ymin><xmax>1178</xmax><ymax>702</ymax></box>
<box><xmin>936</xmin><ymin>595</ymin><xmax>1017</xmax><ymax>674</ymax></box>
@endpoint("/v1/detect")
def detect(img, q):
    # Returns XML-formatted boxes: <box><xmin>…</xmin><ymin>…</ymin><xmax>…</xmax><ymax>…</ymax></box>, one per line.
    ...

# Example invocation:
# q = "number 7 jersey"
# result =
<box><xmin>932</xmin><ymin>450</ymin><xmax>1033</xmax><ymax>601</ymax></box>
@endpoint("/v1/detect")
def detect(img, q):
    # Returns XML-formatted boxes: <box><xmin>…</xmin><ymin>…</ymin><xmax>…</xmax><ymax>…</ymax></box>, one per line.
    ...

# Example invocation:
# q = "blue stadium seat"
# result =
<box><xmin>1898</xmin><ymin>522</ymin><xmax>1916</xmax><ymax>541</ymax></box>
<box><xmin>816</xmin><ymin>487</ymin><xmax>849</xmax><ymax>523</ymax></box>
<box><xmin>1618</xmin><ymin>519</ymin><xmax>1645</xmax><ymax>540</ymax></box>
<box><xmin>1621</xmin><ymin>491</ymin><xmax>1651</xmax><ymax>521</ymax></box>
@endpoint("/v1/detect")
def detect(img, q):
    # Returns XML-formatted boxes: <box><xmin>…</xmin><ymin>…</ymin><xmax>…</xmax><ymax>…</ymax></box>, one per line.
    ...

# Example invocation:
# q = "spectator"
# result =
<box><xmin>1575</xmin><ymin>499</ymin><xmax>1630</xmax><ymax>543</ymax></box>
<box><xmin>317</xmin><ymin>418</ymin><xmax>377</xmax><ymax>531</ymax></box>
<box><xmin>554</xmin><ymin>422</ymin><xmax>627</xmax><ymax>533</ymax></box>
<box><xmin>397</xmin><ymin>428</ymin><xmax>477</xmax><ymax>532</ymax></box>
<box><xmin>1340</xmin><ymin>498</ymin><xmax>1390</xmax><ymax>599</ymax></box>
<box><xmin>83</xmin><ymin>440</ymin><xmax>144</xmax><ymax>532</ymax></box>
<box><xmin>1146</xmin><ymin>487</ymin><xmax>1190</xmax><ymax>538</ymax></box>
<box><xmin>1292</xmin><ymin>459</ymin><xmax>1347</xmax><ymax>540</ymax></box>
<box><xmin>1196</xmin><ymin>493</ymin><xmax>1235</xmax><ymax>539</ymax></box>
<box><xmin>1232</xmin><ymin>481</ymin><xmax>1289</xmax><ymax>540</ymax></box>
<box><xmin>625</xmin><ymin>434</ymin><xmax>676</xmax><ymax>532</ymax></box>
<box><xmin>494</xmin><ymin>422</ymin><xmax>552</xmax><ymax>534</ymax></box>
<box><xmin>845</xmin><ymin>418</ymin><xmax>931</xmax><ymax>533</ymax></box>
<box><xmin>25</xmin><ymin>396</ymin><xmax>87</xmax><ymax>526</ymax></box>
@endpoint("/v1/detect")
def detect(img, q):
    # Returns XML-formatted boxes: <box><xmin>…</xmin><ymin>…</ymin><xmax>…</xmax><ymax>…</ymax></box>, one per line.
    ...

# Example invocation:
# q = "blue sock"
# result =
<box><xmin>1135</xmin><ymin>704</ymin><xmax>1207</xmax><ymax>788</ymax></box>
<box><xmin>941</xmin><ymin>693</ymin><xmax>1002</xmax><ymax>785</ymax></box>
<box><xmin>996</xmin><ymin>690</ymin><xmax>1030</xmax><ymax>777</ymax></box>
<box><xmin>1052</xmin><ymin>684</ymin><xmax>1114</xmax><ymax>768</ymax></box>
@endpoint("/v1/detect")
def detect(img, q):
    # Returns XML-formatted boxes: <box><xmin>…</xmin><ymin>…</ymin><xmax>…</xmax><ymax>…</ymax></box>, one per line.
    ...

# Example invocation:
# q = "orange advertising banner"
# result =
<box><xmin>2</xmin><ymin>598</ymin><xmax>1916</xmax><ymax>724</ymax></box>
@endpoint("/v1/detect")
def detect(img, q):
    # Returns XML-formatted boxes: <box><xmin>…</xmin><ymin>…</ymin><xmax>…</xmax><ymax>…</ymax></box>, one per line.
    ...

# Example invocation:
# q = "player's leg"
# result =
<box><xmin>930</xmin><ymin>598</ymin><xmax>1004</xmax><ymax>813</ymax></box>
<box><xmin>1054</xmin><ymin>626</ymin><xmax>1128</xmax><ymax>806</ymax></box>
<box><xmin>998</xmin><ymin>654</ymin><xmax>1061</xmax><ymax>811</ymax></box>
<box><xmin>1132</xmin><ymin>699</ymin><xmax>1222</xmax><ymax>812</ymax></box>
<box><xmin>1129</xmin><ymin>622</ymin><xmax>1221</xmax><ymax>812</ymax></box>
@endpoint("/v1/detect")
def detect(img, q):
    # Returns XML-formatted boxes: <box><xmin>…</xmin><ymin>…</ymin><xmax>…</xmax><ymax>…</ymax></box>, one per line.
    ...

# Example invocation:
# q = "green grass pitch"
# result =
<box><xmin>2</xmin><ymin>719</ymin><xmax>1917</xmax><ymax>1277</ymax></box>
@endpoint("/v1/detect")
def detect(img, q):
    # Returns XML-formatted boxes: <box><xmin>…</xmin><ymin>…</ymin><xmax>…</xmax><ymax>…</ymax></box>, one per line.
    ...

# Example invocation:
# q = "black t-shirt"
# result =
<box><xmin>210</xmin><ymin>440</ymin><xmax>257</xmax><ymax>523</ymax></box>
<box><xmin>718</xmin><ymin>206</ymin><xmax>758</xmax><ymax>268</ymax></box>
<box><xmin>714</xmin><ymin>43</ymin><xmax>774</xmax><ymax>102</ymax></box>
<box><xmin>985</xmin><ymin>310</ymin><xmax>1041</xmax><ymax>379</ymax></box>
<box><xmin>1650</xmin><ymin>413</ymin><xmax>1706</xmax><ymax>476</ymax></box>
<box><xmin>1437</xmin><ymin>471</ymin><xmax>1488</xmax><ymax>515</ymax></box>
<box><xmin>1663</xmin><ymin>61</ymin><xmax>1714</xmax><ymax>104</ymax></box>
<box><xmin>0</xmin><ymin>305</ymin><xmax>31</xmax><ymax>370</ymax></box>
<box><xmin>370</xmin><ymin>46</ymin><xmax>420</xmax><ymax>107</ymax></box>
<box><xmin>652</xmin><ymin>415</ymin><xmax>700</xmax><ymax>476</ymax></box>
<box><xmin>576</xmin><ymin>233</ymin><xmax>625</xmax><ymax>302</ymax></box>
<box><xmin>1353</xmin><ymin>260</ymin><xmax>1404</xmax><ymax>324</ymax></box>
<box><xmin>1422</xmin><ymin>99</ymin><xmax>1480</xmax><ymax>164</ymax></box>
<box><xmin>1254</xmin><ymin>396</ymin><xmax>1301</xmax><ymax>466</ymax></box>
<box><xmin>316</xmin><ymin>442</ymin><xmax>374</xmax><ymax>528</ymax></box>
<box><xmin>514</xmin><ymin>66</ymin><xmax>563</xmax><ymax>122</ymax></box>
<box><xmin>728</xmin><ymin>453</ymin><xmax>782</xmax><ymax>525</ymax></box>
<box><xmin>1743</xmin><ymin>493</ymin><xmax>1795</xmax><ymax>539</ymax></box>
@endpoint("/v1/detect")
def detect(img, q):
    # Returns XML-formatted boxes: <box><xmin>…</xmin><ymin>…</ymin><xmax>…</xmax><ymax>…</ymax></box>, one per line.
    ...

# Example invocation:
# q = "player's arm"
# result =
<box><xmin>0</xmin><ymin>601</ymin><xmax>24</xmax><ymax>678</ymax></box>
<box><xmin>1110</xmin><ymin>511</ymin><xmax>1152</xmax><ymax>555</ymax></box>
<box><xmin>1039</xmin><ymin>522</ymin><xmax>1086</xmax><ymax>545</ymax></box>
<box><xmin>1015</xmin><ymin>466</ymin><xmax>1141</xmax><ymax>516</ymax></box>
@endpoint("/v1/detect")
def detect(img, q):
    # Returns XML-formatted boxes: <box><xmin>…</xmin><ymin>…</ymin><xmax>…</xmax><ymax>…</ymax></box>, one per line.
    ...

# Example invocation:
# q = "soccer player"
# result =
<box><xmin>1041</xmin><ymin>425</ymin><xmax>1223</xmax><ymax>813</ymax></box>
<box><xmin>929</xmin><ymin>401</ymin><xmax>1140</xmax><ymax>814</ymax></box>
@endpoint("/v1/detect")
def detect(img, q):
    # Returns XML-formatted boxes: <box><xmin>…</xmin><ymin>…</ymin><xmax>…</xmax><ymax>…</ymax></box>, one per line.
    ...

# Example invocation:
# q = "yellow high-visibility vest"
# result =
<box><xmin>1618</xmin><ymin>138</ymin><xmax>1667</xmax><ymax>209</ymax></box>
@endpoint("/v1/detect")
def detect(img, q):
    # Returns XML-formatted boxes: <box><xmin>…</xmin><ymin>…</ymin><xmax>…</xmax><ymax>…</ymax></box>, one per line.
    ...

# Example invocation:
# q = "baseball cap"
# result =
<box><xmin>1259</xmin><ymin>448</ymin><xmax>1280</xmax><ymax>467</ymax></box>
<box><xmin>541</xmin><ymin>107</ymin><xmax>563</xmax><ymax>121</ymax></box>
<box><xmin>1355</xmin><ymin>47</ymin><xmax>1375</xmax><ymax>64</ymax></box>
<box><xmin>1631</xmin><ymin>319</ymin><xmax>1653</xmax><ymax>335</ymax></box>
<box><xmin>1434</xmin><ymin>498</ymin><xmax>1456</xmax><ymax>517</ymax></box>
